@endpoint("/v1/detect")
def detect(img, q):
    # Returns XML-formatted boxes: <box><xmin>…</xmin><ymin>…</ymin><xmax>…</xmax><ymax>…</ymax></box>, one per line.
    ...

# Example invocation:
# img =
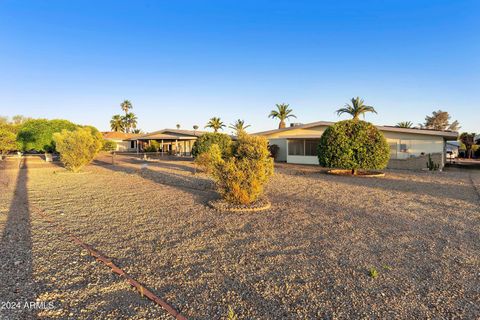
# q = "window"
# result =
<box><xmin>131</xmin><ymin>141</ymin><xmax>135</xmax><ymax>148</ymax></box>
<box><xmin>305</xmin><ymin>140</ymin><xmax>321</xmax><ymax>156</ymax></box>
<box><xmin>288</xmin><ymin>140</ymin><xmax>304</xmax><ymax>156</ymax></box>
<box><xmin>399</xmin><ymin>143</ymin><xmax>408</xmax><ymax>152</ymax></box>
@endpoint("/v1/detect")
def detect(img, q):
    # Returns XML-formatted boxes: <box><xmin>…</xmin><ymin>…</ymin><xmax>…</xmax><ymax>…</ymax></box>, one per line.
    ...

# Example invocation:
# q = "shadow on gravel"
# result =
<box><xmin>92</xmin><ymin>159</ymin><xmax>217</xmax><ymax>204</ymax></box>
<box><xmin>0</xmin><ymin>165</ymin><xmax>37</xmax><ymax>319</ymax></box>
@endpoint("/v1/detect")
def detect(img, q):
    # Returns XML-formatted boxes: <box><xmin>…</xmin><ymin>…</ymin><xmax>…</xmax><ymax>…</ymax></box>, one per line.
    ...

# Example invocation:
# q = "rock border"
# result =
<box><xmin>327</xmin><ymin>169</ymin><xmax>385</xmax><ymax>178</ymax></box>
<box><xmin>208</xmin><ymin>198</ymin><xmax>271</xmax><ymax>212</ymax></box>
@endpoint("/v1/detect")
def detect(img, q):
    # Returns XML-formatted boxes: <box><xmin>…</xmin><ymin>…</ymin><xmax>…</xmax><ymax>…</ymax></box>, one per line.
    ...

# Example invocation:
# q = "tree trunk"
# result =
<box><xmin>279</xmin><ymin>120</ymin><xmax>286</xmax><ymax>129</ymax></box>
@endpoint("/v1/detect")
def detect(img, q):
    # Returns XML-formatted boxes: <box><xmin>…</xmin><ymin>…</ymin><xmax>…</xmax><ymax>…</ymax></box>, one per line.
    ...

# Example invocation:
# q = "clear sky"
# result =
<box><xmin>1</xmin><ymin>0</ymin><xmax>478</xmax><ymax>134</ymax></box>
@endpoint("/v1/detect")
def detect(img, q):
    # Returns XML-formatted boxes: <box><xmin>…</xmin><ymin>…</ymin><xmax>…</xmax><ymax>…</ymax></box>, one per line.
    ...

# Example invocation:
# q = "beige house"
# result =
<box><xmin>102</xmin><ymin>132</ymin><xmax>141</xmax><ymax>152</ymax></box>
<box><xmin>125</xmin><ymin>129</ymin><xmax>206</xmax><ymax>155</ymax></box>
<box><xmin>255</xmin><ymin>121</ymin><xmax>458</xmax><ymax>169</ymax></box>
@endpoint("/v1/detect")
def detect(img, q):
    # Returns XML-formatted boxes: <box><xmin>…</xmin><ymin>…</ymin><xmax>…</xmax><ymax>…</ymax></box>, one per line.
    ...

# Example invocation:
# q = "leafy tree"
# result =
<box><xmin>17</xmin><ymin>119</ymin><xmax>78</xmax><ymax>152</ymax></box>
<box><xmin>0</xmin><ymin>124</ymin><xmax>19</xmax><ymax>157</ymax></box>
<box><xmin>53</xmin><ymin>127</ymin><xmax>103</xmax><ymax>172</ymax></box>
<box><xmin>120</xmin><ymin>99</ymin><xmax>133</xmax><ymax>115</ymax></box>
<box><xmin>396</xmin><ymin>121</ymin><xmax>413</xmax><ymax>128</ymax></box>
<box><xmin>229</xmin><ymin>119</ymin><xmax>251</xmax><ymax>135</ymax></box>
<box><xmin>11</xmin><ymin>115</ymin><xmax>31</xmax><ymax>125</ymax></box>
<box><xmin>423</xmin><ymin>110</ymin><xmax>460</xmax><ymax>131</ymax></box>
<box><xmin>209</xmin><ymin>134</ymin><xmax>274</xmax><ymax>204</ymax></box>
<box><xmin>205</xmin><ymin>117</ymin><xmax>226</xmax><ymax>132</ymax></box>
<box><xmin>269</xmin><ymin>103</ymin><xmax>296</xmax><ymax>129</ymax></box>
<box><xmin>193</xmin><ymin>125</ymin><xmax>199</xmax><ymax>131</ymax></box>
<box><xmin>459</xmin><ymin>132</ymin><xmax>476</xmax><ymax>158</ymax></box>
<box><xmin>318</xmin><ymin>120</ymin><xmax>390</xmax><ymax>174</ymax></box>
<box><xmin>336</xmin><ymin>97</ymin><xmax>377</xmax><ymax>120</ymax></box>
<box><xmin>110</xmin><ymin>115</ymin><xmax>124</xmax><ymax>132</ymax></box>
<box><xmin>176</xmin><ymin>124</ymin><xmax>181</xmax><ymax>129</ymax></box>
<box><xmin>191</xmin><ymin>132</ymin><xmax>232</xmax><ymax>158</ymax></box>
<box><xmin>123</xmin><ymin>112</ymin><xmax>137</xmax><ymax>133</ymax></box>
<box><xmin>0</xmin><ymin>116</ymin><xmax>8</xmax><ymax>124</ymax></box>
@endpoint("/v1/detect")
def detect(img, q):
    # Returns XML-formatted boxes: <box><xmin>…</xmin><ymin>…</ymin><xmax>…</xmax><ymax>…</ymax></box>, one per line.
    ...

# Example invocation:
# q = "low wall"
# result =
<box><xmin>388</xmin><ymin>153</ymin><xmax>443</xmax><ymax>170</ymax></box>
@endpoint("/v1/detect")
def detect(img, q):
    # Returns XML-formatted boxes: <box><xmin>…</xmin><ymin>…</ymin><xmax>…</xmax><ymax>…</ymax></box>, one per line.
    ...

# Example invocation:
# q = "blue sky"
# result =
<box><xmin>1</xmin><ymin>0</ymin><xmax>478</xmax><ymax>134</ymax></box>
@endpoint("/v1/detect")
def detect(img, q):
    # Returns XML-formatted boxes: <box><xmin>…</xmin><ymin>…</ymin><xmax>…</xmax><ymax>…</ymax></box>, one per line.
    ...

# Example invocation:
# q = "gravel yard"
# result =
<box><xmin>1</xmin><ymin>155</ymin><xmax>479</xmax><ymax>319</ymax></box>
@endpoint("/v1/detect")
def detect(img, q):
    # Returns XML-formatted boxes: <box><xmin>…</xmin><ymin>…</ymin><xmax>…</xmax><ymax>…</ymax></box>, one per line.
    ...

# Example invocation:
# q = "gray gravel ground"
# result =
<box><xmin>1</xmin><ymin>155</ymin><xmax>479</xmax><ymax>319</ymax></box>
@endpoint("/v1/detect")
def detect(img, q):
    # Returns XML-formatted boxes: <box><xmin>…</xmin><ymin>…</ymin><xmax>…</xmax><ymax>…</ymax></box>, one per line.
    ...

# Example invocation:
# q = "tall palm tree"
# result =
<box><xmin>120</xmin><ymin>100</ymin><xmax>133</xmax><ymax>115</ymax></box>
<box><xmin>205</xmin><ymin>117</ymin><xmax>225</xmax><ymax>133</ymax></box>
<box><xmin>229</xmin><ymin>119</ymin><xmax>251</xmax><ymax>135</ymax></box>
<box><xmin>123</xmin><ymin>112</ymin><xmax>138</xmax><ymax>133</ymax></box>
<box><xmin>110</xmin><ymin>115</ymin><xmax>124</xmax><ymax>132</ymax></box>
<box><xmin>396</xmin><ymin>121</ymin><xmax>413</xmax><ymax>128</ymax></box>
<box><xmin>269</xmin><ymin>103</ymin><xmax>296</xmax><ymax>129</ymax></box>
<box><xmin>336</xmin><ymin>97</ymin><xmax>377</xmax><ymax>120</ymax></box>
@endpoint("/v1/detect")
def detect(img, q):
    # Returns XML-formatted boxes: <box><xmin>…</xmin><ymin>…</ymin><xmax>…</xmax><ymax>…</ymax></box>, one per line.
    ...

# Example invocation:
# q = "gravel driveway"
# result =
<box><xmin>1</xmin><ymin>155</ymin><xmax>479</xmax><ymax>319</ymax></box>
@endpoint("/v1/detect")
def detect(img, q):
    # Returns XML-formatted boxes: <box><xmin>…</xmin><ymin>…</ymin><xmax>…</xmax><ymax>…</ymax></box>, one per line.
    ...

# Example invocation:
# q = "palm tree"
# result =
<box><xmin>336</xmin><ymin>97</ymin><xmax>377</xmax><ymax>120</ymax></box>
<box><xmin>229</xmin><ymin>119</ymin><xmax>251</xmax><ymax>135</ymax></box>
<box><xmin>123</xmin><ymin>112</ymin><xmax>138</xmax><ymax>133</ymax></box>
<box><xmin>269</xmin><ymin>104</ymin><xmax>296</xmax><ymax>129</ymax></box>
<box><xmin>131</xmin><ymin>129</ymin><xmax>142</xmax><ymax>134</ymax></box>
<box><xmin>205</xmin><ymin>117</ymin><xmax>225</xmax><ymax>133</ymax></box>
<box><xmin>120</xmin><ymin>100</ymin><xmax>133</xmax><ymax>115</ymax></box>
<box><xmin>110</xmin><ymin>115</ymin><xmax>124</xmax><ymax>132</ymax></box>
<box><xmin>396</xmin><ymin>121</ymin><xmax>413</xmax><ymax>128</ymax></box>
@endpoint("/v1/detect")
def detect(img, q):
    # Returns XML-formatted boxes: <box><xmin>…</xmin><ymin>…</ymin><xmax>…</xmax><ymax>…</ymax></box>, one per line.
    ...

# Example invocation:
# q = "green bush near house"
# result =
<box><xmin>318</xmin><ymin>120</ymin><xmax>390</xmax><ymax>173</ymax></box>
<box><xmin>144</xmin><ymin>140</ymin><xmax>160</xmax><ymax>152</ymax></box>
<box><xmin>102</xmin><ymin>140</ymin><xmax>117</xmax><ymax>152</ymax></box>
<box><xmin>17</xmin><ymin>119</ymin><xmax>79</xmax><ymax>152</ymax></box>
<box><xmin>191</xmin><ymin>132</ymin><xmax>232</xmax><ymax>158</ymax></box>
<box><xmin>53</xmin><ymin>127</ymin><xmax>103</xmax><ymax>172</ymax></box>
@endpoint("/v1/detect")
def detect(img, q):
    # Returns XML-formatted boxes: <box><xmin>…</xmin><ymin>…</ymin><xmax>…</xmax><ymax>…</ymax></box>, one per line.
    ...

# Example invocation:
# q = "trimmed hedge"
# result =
<box><xmin>318</xmin><ymin>120</ymin><xmax>390</xmax><ymax>171</ymax></box>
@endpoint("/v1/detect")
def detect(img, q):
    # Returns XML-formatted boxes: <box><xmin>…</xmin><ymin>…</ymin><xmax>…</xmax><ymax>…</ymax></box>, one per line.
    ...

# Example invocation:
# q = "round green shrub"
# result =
<box><xmin>102</xmin><ymin>140</ymin><xmax>117</xmax><ymax>152</ymax></box>
<box><xmin>191</xmin><ymin>132</ymin><xmax>232</xmax><ymax>158</ymax></box>
<box><xmin>318</xmin><ymin>120</ymin><xmax>390</xmax><ymax>171</ymax></box>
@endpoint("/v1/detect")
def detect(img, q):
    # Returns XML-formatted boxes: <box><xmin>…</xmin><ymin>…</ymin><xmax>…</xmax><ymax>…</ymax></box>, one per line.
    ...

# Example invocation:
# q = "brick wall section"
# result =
<box><xmin>388</xmin><ymin>153</ymin><xmax>444</xmax><ymax>170</ymax></box>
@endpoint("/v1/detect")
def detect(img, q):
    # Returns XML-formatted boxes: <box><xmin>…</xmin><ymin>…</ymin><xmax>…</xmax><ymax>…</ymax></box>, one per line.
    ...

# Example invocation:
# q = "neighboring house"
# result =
<box><xmin>125</xmin><ymin>129</ymin><xmax>207</xmax><ymax>155</ymax></box>
<box><xmin>102</xmin><ymin>132</ymin><xmax>141</xmax><ymax>152</ymax></box>
<box><xmin>254</xmin><ymin>121</ymin><xmax>458</xmax><ymax>169</ymax></box>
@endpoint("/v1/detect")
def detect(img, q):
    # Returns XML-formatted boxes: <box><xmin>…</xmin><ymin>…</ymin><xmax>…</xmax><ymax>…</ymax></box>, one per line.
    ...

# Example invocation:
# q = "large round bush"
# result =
<box><xmin>191</xmin><ymin>132</ymin><xmax>232</xmax><ymax>158</ymax></box>
<box><xmin>17</xmin><ymin>119</ymin><xmax>78</xmax><ymax>152</ymax></box>
<box><xmin>318</xmin><ymin>120</ymin><xmax>390</xmax><ymax>172</ymax></box>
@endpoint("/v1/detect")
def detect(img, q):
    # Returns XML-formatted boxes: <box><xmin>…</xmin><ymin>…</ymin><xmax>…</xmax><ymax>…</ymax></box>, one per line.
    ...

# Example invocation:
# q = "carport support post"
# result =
<box><xmin>175</xmin><ymin>139</ymin><xmax>178</xmax><ymax>155</ymax></box>
<box><xmin>161</xmin><ymin>140</ymin><xmax>164</xmax><ymax>157</ymax></box>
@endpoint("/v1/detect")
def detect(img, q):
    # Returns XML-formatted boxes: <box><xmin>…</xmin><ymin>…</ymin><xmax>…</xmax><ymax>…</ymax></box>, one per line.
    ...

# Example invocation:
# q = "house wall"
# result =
<box><xmin>388</xmin><ymin>152</ymin><xmax>443</xmax><ymax>170</ymax></box>
<box><xmin>105</xmin><ymin>139</ymin><xmax>137</xmax><ymax>152</ymax></box>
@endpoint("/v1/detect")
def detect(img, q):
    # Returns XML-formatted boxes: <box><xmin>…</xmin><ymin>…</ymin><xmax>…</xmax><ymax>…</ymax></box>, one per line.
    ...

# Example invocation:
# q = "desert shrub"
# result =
<box><xmin>194</xmin><ymin>143</ymin><xmax>223</xmax><ymax>173</ymax></box>
<box><xmin>318</xmin><ymin>120</ymin><xmax>390</xmax><ymax>173</ymax></box>
<box><xmin>191</xmin><ymin>132</ymin><xmax>232</xmax><ymax>158</ymax></box>
<box><xmin>17</xmin><ymin>119</ymin><xmax>78</xmax><ymax>152</ymax></box>
<box><xmin>210</xmin><ymin>134</ymin><xmax>274</xmax><ymax>205</ymax></box>
<box><xmin>53</xmin><ymin>127</ymin><xmax>103</xmax><ymax>172</ymax></box>
<box><xmin>426</xmin><ymin>153</ymin><xmax>440</xmax><ymax>171</ymax></box>
<box><xmin>144</xmin><ymin>140</ymin><xmax>160</xmax><ymax>152</ymax></box>
<box><xmin>0</xmin><ymin>124</ymin><xmax>19</xmax><ymax>157</ymax></box>
<box><xmin>102</xmin><ymin>140</ymin><xmax>117</xmax><ymax>151</ymax></box>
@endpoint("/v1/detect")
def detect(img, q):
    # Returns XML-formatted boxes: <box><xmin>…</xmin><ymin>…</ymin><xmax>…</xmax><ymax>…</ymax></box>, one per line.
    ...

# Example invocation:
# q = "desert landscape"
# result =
<box><xmin>1</xmin><ymin>155</ymin><xmax>479</xmax><ymax>319</ymax></box>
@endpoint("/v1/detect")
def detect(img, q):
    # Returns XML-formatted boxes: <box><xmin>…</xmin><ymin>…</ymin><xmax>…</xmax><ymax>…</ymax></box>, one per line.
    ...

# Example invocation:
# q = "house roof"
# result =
<box><xmin>126</xmin><ymin>129</ymin><xmax>208</xmax><ymax>141</ymax></box>
<box><xmin>102</xmin><ymin>132</ymin><xmax>142</xmax><ymax>140</ymax></box>
<box><xmin>254</xmin><ymin>121</ymin><xmax>459</xmax><ymax>140</ymax></box>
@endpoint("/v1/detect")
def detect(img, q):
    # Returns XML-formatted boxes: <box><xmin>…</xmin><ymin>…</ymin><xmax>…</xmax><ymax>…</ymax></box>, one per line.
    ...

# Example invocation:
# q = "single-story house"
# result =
<box><xmin>125</xmin><ymin>129</ymin><xmax>207</xmax><ymax>155</ymax></box>
<box><xmin>102</xmin><ymin>132</ymin><xmax>142</xmax><ymax>152</ymax></box>
<box><xmin>254</xmin><ymin>121</ymin><xmax>458</xmax><ymax>170</ymax></box>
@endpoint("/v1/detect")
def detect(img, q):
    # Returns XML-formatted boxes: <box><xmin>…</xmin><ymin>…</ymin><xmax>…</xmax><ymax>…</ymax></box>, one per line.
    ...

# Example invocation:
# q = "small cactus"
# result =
<box><xmin>426</xmin><ymin>154</ymin><xmax>440</xmax><ymax>171</ymax></box>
